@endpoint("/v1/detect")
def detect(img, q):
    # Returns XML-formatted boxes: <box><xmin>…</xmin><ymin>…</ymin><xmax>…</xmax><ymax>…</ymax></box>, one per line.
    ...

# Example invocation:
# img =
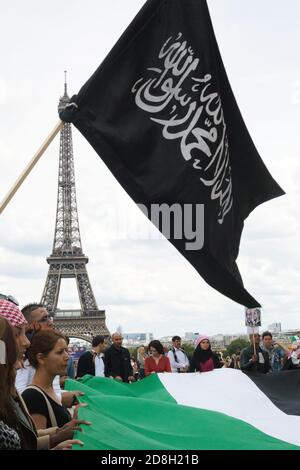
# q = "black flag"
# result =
<box><xmin>60</xmin><ymin>0</ymin><xmax>284</xmax><ymax>308</ymax></box>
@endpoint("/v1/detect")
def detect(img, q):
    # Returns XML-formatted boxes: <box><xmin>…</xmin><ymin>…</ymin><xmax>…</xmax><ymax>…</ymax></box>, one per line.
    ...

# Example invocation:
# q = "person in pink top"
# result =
<box><xmin>144</xmin><ymin>340</ymin><xmax>172</xmax><ymax>376</ymax></box>
<box><xmin>189</xmin><ymin>335</ymin><xmax>221</xmax><ymax>373</ymax></box>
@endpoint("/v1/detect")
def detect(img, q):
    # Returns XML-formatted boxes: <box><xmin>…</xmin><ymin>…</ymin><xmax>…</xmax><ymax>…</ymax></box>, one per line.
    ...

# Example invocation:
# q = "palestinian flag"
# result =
<box><xmin>66</xmin><ymin>369</ymin><xmax>300</xmax><ymax>450</ymax></box>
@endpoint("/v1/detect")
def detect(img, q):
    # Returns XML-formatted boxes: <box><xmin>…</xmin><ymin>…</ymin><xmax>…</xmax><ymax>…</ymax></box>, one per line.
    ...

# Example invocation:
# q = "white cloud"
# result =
<box><xmin>0</xmin><ymin>78</ymin><xmax>8</xmax><ymax>104</ymax></box>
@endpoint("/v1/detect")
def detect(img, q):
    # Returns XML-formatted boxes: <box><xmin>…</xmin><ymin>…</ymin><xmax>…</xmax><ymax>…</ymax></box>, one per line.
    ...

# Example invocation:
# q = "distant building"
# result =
<box><xmin>159</xmin><ymin>336</ymin><xmax>173</xmax><ymax>345</ymax></box>
<box><xmin>284</xmin><ymin>329</ymin><xmax>300</xmax><ymax>336</ymax></box>
<box><xmin>184</xmin><ymin>332</ymin><xmax>200</xmax><ymax>342</ymax></box>
<box><xmin>123</xmin><ymin>332</ymin><xmax>153</xmax><ymax>345</ymax></box>
<box><xmin>223</xmin><ymin>334</ymin><xmax>248</xmax><ymax>346</ymax></box>
<box><xmin>268</xmin><ymin>323</ymin><xmax>282</xmax><ymax>333</ymax></box>
<box><xmin>211</xmin><ymin>334</ymin><xmax>224</xmax><ymax>343</ymax></box>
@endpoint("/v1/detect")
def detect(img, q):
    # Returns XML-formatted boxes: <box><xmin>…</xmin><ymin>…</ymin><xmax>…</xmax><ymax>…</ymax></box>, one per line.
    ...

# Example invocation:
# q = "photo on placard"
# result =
<box><xmin>245</xmin><ymin>308</ymin><xmax>261</xmax><ymax>327</ymax></box>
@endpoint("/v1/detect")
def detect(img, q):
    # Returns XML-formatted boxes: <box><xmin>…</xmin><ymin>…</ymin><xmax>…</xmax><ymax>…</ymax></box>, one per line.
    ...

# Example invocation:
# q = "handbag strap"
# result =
<box><xmin>26</xmin><ymin>385</ymin><xmax>58</xmax><ymax>428</ymax></box>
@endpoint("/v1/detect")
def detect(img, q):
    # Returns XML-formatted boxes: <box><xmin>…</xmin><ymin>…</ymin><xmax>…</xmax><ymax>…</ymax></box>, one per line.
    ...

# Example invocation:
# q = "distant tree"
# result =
<box><xmin>128</xmin><ymin>347</ymin><xmax>137</xmax><ymax>358</ymax></box>
<box><xmin>181</xmin><ymin>342</ymin><xmax>195</xmax><ymax>360</ymax></box>
<box><xmin>224</xmin><ymin>338</ymin><xmax>250</xmax><ymax>357</ymax></box>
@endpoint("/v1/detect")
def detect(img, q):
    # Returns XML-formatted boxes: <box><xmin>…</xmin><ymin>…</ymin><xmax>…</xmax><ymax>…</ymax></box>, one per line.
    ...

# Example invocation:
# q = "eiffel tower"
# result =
<box><xmin>41</xmin><ymin>77</ymin><xmax>110</xmax><ymax>341</ymax></box>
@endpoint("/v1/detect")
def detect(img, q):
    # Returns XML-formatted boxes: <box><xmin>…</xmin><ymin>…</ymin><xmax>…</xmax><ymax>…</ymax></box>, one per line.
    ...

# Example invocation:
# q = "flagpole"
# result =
<box><xmin>0</xmin><ymin>121</ymin><xmax>64</xmax><ymax>215</ymax></box>
<box><xmin>252</xmin><ymin>328</ymin><xmax>256</xmax><ymax>356</ymax></box>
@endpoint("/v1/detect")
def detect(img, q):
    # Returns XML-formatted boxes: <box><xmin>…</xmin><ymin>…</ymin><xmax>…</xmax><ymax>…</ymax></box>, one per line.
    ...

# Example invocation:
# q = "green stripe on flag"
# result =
<box><xmin>66</xmin><ymin>375</ymin><xmax>299</xmax><ymax>450</ymax></box>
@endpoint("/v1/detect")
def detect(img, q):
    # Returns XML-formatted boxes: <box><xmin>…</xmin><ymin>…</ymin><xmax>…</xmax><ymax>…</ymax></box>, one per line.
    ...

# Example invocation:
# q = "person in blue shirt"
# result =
<box><xmin>261</xmin><ymin>331</ymin><xmax>287</xmax><ymax>372</ymax></box>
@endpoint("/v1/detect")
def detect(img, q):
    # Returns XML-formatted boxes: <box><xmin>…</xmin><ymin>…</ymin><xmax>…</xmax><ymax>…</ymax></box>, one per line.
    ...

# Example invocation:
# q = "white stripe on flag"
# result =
<box><xmin>159</xmin><ymin>368</ymin><xmax>300</xmax><ymax>447</ymax></box>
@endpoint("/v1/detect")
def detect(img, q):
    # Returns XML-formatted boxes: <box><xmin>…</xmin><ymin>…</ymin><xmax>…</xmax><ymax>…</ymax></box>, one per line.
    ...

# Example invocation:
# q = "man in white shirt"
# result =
<box><xmin>167</xmin><ymin>336</ymin><xmax>189</xmax><ymax>373</ymax></box>
<box><xmin>94</xmin><ymin>340</ymin><xmax>106</xmax><ymax>377</ymax></box>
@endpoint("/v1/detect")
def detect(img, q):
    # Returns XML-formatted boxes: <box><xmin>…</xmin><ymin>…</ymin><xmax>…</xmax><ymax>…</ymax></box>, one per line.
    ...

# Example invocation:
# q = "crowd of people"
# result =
<box><xmin>0</xmin><ymin>293</ymin><xmax>298</xmax><ymax>450</ymax></box>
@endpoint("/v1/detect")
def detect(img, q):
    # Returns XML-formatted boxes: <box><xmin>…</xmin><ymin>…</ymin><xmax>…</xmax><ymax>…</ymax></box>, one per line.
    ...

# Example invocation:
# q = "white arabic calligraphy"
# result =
<box><xmin>131</xmin><ymin>33</ymin><xmax>233</xmax><ymax>224</ymax></box>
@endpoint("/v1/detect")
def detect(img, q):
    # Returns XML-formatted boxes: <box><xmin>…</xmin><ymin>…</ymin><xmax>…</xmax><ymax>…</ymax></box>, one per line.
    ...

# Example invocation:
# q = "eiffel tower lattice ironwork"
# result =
<box><xmin>41</xmin><ymin>78</ymin><xmax>109</xmax><ymax>341</ymax></box>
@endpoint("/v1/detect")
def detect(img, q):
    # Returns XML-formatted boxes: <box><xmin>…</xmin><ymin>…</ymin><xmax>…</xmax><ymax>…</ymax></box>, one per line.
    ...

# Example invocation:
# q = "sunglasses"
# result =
<box><xmin>0</xmin><ymin>293</ymin><xmax>19</xmax><ymax>306</ymax></box>
<box><xmin>37</xmin><ymin>314</ymin><xmax>53</xmax><ymax>324</ymax></box>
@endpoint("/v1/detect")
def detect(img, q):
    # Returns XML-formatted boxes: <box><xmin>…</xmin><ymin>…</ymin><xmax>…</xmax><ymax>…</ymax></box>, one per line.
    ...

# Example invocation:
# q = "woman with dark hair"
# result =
<box><xmin>0</xmin><ymin>315</ymin><xmax>83</xmax><ymax>450</ymax></box>
<box><xmin>22</xmin><ymin>329</ymin><xmax>76</xmax><ymax>430</ymax></box>
<box><xmin>144</xmin><ymin>340</ymin><xmax>172</xmax><ymax>377</ymax></box>
<box><xmin>189</xmin><ymin>335</ymin><xmax>221</xmax><ymax>373</ymax></box>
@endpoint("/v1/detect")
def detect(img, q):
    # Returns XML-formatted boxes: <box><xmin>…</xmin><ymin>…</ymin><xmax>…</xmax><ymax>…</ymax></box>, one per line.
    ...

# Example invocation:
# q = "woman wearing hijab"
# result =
<box><xmin>189</xmin><ymin>335</ymin><xmax>221</xmax><ymax>373</ymax></box>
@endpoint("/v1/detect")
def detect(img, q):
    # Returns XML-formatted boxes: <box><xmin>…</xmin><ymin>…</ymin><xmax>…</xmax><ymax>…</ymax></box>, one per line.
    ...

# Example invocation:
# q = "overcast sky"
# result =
<box><xmin>0</xmin><ymin>0</ymin><xmax>299</xmax><ymax>338</ymax></box>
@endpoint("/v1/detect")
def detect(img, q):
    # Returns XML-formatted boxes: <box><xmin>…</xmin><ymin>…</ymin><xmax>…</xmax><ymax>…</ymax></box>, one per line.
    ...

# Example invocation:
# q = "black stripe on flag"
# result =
<box><xmin>247</xmin><ymin>370</ymin><xmax>300</xmax><ymax>416</ymax></box>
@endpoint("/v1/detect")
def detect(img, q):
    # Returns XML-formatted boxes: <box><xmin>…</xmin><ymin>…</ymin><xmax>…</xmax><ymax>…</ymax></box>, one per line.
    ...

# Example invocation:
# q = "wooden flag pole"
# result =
<box><xmin>0</xmin><ymin>120</ymin><xmax>64</xmax><ymax>215</ymax></box>
<box><xmin>252</xmin><ymin>328</ymin><xmax>256</xmax><ymax>356</ymax></box>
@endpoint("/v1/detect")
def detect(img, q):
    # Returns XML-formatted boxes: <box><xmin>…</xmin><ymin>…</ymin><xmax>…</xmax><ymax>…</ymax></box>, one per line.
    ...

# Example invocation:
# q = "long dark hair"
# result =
<box><xmin>0</xmin><ymin>317</ymin><xmax>19</xmax><ymax>429</ymax></box>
